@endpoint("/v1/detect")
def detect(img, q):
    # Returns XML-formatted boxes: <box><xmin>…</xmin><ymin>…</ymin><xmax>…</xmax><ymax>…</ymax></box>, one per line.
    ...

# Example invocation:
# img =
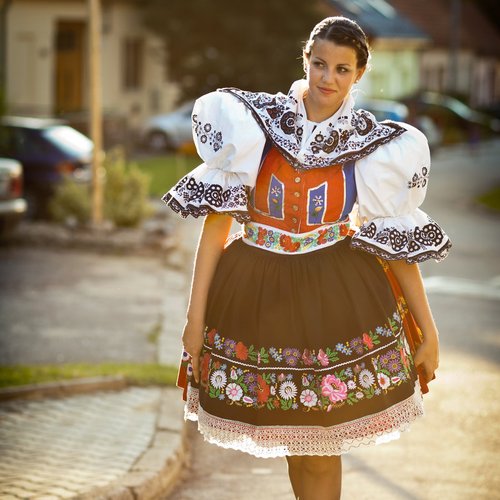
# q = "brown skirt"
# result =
<box><xmin>177</xmin><ymin>236</ymin><xmax>426</xmax><ymax>457</ymax></box>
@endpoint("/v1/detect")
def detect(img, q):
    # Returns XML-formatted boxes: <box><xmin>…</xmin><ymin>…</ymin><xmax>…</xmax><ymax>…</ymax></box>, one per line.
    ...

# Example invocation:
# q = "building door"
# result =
<box><xmin>55</xmin><ymin>21</ymin><xmax>85</xmax><ymax>114</ymax></box>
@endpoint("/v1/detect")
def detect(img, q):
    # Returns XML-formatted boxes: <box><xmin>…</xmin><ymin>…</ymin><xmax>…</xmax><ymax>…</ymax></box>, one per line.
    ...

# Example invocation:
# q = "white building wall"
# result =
<box><xmin>357</xmin><ymin>48</ymin><xmax>421</xmax><ymax>100</ymax></box>
<box><xmin>6</xmin><ymin>0</ymin><xmax>178</xmax><ymax>128</ymax></box>
<box><xmin>105</xmin><ymin>3</ymin><xmax>179</xmax><ymax>131</ymax></box>
<box><xmin>7</xmin><ymin>1</ymin><xmax>88</xmax><ymax>115</ymax></box>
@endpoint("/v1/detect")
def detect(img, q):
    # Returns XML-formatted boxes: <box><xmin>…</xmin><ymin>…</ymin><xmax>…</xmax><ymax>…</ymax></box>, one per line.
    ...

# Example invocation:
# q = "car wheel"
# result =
<box><xmin>147</xmin><ymin>130</ymin><xmax>174</xmax><ymax>152</ymax></box>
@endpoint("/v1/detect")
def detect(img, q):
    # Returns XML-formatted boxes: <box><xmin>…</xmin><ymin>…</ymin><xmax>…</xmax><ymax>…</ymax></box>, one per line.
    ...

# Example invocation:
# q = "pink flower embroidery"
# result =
<box><xmin>317</xmin><ymin>349</ymin><xmax>329</xmax><ymax>367</ymax></box>
<box><xmin>300</xmin><ymin>389</ymin><xmax>318</xmax><ymax>408</ymax></box>
<box><xmin>226</xmin><ymin>383</ymin><xmax>243</xmax><ymax>401</ymax></box>
<box><xmin>321</xmin><ymin>374</ymin><xmax>348</xmax><ymax>403</ymax></box>
<box><xmin>301</xmin><ymin>349</ymin><xmax>314</xmax><ymax>366</ymax></box>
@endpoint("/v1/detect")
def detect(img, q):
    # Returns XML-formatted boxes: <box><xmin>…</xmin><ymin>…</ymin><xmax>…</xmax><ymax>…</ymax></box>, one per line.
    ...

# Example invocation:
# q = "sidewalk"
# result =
<box><xmin>0</xmin><ymin>215</ymin><xmax>202</xmax><ymax>499</ymax></box>
<box><xmin>0</xmin><ymin>386</ymin><xmax>185</xmax><ymax>499</ymax></box>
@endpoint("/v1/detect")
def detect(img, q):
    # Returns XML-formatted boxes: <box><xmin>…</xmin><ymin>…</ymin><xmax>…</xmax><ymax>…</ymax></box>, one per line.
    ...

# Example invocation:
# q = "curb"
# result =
<box><xmin>0</xmin><ymin>375</ymin><xmax>128</xmax><ymax>402</ymax></box>
<box><xmin>79</xmin><ymin>388</ymin><xmax>189</xmax><ymax>500</ymax></box>
<box><xmin>5</xmin><ymin>220</ymin><xmax>177</xmax><ymax>257</ymax></box>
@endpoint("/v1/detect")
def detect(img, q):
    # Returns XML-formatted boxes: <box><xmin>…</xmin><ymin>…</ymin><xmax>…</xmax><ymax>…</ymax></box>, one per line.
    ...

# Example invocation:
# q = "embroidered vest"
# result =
<box><xmin>248</xmin><ymin>147</ymin><xmax>357</xmax><ymax>234</ymax></box>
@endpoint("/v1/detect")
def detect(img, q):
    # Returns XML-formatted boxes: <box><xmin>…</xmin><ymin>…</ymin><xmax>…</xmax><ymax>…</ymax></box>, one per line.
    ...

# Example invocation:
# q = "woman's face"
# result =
<box><xmin>304</xmin><ymin>39</ymin><xmax>365</xmax><ymax>121</ymax></box>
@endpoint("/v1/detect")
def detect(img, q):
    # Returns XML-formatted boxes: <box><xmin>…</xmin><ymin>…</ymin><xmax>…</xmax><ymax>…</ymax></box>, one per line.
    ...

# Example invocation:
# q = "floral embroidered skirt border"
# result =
<box><xmin>177</xmin><ymin>236</ymin><xmax>425</xmax><ymax>458</ymax></box>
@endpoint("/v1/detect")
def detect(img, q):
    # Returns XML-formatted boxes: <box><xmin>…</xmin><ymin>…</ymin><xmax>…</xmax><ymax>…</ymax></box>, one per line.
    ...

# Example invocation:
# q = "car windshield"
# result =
<box><xmin>42</xmin><ymin>126</ymin><xmax>93</xmax><ymax>156</ymax></box>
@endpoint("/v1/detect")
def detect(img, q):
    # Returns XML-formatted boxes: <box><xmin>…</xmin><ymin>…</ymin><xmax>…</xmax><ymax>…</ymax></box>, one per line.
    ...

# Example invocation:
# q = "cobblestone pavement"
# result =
<box><xmin>0</xmin><ymin>387</ymin><xmax>161</xmax><ymax>499</ymax></box>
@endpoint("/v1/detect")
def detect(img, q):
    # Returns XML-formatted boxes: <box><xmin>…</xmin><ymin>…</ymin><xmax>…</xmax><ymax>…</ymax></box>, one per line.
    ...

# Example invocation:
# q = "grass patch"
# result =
<box><xmin>134</xmin><ymin>154</ymin><xmax>201</xmax><ymax>197</ymax></box>
<box><xmin>477</xmin><ymin>186</ymin><xmax>500</xmax><ymax>212</ymax></box>
<box><xmin>0</xmin><ymin>363</ymin><xmax>178</xmax><ymax>388</ymax></box>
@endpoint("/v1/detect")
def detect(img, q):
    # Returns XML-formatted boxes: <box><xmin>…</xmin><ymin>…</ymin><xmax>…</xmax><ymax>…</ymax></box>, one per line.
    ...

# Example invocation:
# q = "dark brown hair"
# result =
<box><xmin>303</xmin><ymin>16</ymin><xmax>370</xmax><ymax>69</ymax></box>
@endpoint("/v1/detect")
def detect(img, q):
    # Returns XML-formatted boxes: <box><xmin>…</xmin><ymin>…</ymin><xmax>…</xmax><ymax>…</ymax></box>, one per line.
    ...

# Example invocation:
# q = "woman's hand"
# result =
<box><xmin>182</xmin><ymin>318</ymin><xmax>205</xmax><ymax>384</ymax></box>
<box><xmin>413</xmin><ymin>335</ymin><xmax>439</xmax><ymax>384</ymax></box>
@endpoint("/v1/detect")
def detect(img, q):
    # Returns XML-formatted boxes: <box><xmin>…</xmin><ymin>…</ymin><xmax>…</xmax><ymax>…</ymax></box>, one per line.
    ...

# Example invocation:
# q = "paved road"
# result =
<box><xmin>0</xmin><ymin>247</ymin><xmax>165</xmax><ymax>365</ymax></box>
<box><xmin>165</xmin><ymin>140</ymin><xmax>500</xmax><ymax>500</ymax></box>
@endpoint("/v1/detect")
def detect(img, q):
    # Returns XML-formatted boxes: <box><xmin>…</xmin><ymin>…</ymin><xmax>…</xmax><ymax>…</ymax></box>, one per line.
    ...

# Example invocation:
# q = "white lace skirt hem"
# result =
<box><xmin>183</xmin><ymin>382</ymin><xmax>424</xmax><ymax>458</ymax></box>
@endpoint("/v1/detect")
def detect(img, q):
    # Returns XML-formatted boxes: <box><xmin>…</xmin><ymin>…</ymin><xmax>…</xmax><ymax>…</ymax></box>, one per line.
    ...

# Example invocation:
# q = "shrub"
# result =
<box><xmin>48</xmin><ymin>176</ymin><xmax>92</xmax><ymax>225</ymax></box>
<box><xmin>103</xmin><ymin>149</ymin><xmax>154</xmax><ymax>227</ymax></box>
<box><xmin>49</xmin><ymin>148</ymin><xmax>154</xmax><ymax>228</ymax></box>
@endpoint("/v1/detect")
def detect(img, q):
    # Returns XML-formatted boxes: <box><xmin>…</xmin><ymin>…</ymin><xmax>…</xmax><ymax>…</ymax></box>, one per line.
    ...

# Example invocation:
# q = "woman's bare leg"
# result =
<box><xmin>286</xmin><ymin>456</ymin><xmax>303</xmax><ymax>499</ymax></box>
<box><xmin>286</xmin><ymin>455</ymin><xmax>342</xmax><ymax>500</ymax></box>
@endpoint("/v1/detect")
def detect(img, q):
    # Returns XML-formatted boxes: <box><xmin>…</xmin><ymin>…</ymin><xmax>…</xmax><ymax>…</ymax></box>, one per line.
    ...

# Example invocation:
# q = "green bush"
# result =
<box><xmin>48</xmin><ymin>176</ymin><xmax>92</xmax><ymax>225</ymax></box>
<box><xmin>49</xmin><ymin>148</ymin><xmax>154</xmax><ymax>228</ymax></box>
<box><xmin>103</xmin><ymin>149</ymin><xmax>154</xmax><ymax>227</ymax></box>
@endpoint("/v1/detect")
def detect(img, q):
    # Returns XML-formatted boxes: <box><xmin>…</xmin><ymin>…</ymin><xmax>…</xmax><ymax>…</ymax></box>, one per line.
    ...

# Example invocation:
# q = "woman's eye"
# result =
<box><xmin>313</xmin><ymin>61</ymin><xmax>324</xmax><ymax>68</ymax></box>
<box><xmin>337</xmin><ymin>67</ymin><xmax>348</xmax><ymax>74</ymax></box>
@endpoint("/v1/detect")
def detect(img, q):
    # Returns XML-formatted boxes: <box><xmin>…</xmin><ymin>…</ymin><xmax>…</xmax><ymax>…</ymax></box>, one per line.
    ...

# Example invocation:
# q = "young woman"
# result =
<box><xmin>163</xmin><ymin>16</ymin><xmax>451</xmax><ymax>500</ymax></box>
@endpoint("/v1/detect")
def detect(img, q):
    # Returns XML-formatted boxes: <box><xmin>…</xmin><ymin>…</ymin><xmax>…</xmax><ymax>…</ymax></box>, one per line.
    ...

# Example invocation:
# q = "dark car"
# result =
<box><xmin>0</xmin><ymin>117</ymin><xmax>93</xmax><ymax>218</ymax></box>
<box><xmin>401</xmin><ymin>92</ymin><xmax>500</xmax><ymax>145</ymax></box>
<box><xmin>0</xmin><ymin>158</ymin><xmax>27</xmax><ymax>237</ymax></box>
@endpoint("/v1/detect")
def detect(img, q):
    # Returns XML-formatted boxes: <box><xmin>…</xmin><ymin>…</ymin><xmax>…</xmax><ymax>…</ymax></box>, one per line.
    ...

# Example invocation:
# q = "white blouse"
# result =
<box><xmin>163</xmin><ymin>86</ymin><xmax>451</xmax><ymax>263</ymax></box>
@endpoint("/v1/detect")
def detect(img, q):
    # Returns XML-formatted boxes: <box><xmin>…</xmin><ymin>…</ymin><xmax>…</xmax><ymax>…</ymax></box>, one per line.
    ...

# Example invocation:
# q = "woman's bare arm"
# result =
<box><xmin>183</xmin><ymin>214</ymin><xmax>234</xmax><ymax>383</ymax></box>
<box><xmin>387</xmin><ymin>260</ymin><xmax>439</xmax><ymax>383</ymax></box>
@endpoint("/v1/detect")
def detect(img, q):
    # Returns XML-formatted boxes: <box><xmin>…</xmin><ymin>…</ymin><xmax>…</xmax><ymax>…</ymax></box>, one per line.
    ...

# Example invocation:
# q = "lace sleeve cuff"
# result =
<box><xmin>350</xmin><ymin>209</ymin><xmax>451</xmax><ymax>264</ymax></box>
<box><xmin>162</xmin><ymin>171</ymin><xmax>251</xmax><ymax>223</ymax></box>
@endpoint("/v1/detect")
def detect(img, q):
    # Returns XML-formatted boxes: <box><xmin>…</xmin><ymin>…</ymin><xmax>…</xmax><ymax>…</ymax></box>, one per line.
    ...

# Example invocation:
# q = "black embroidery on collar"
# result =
<box><xmin>219</xmin><ymin>87</ymin><xmax>406</xmax><ymax>169</ymax></box>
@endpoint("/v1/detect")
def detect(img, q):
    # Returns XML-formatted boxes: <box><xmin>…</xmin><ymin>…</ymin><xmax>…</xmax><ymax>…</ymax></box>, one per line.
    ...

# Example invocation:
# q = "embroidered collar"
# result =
<box><xmin>219</xmin><ymin>79</ymin><xmax>406</xmax><ymax>169</ymax></box>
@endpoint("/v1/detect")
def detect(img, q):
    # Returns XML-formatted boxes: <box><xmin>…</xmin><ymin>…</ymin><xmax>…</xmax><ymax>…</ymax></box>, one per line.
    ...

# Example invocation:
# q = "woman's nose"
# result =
<box><xmin>321</xmin><ymin>70</ymin><xmax>335</xmax><ymax>84</ymax></box>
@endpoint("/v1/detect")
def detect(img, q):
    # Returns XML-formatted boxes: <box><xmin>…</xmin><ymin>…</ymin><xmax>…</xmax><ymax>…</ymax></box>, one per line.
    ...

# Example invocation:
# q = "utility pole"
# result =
<box><xmin>0</xmin><ymin>0</ymin><xmax>13</xmax><ymax>102</ymax></box>
<box><xmin>88</xmin><ymin>0</ymin><xmax>104</xmax><ymax>226</ymax></box>
<box><xmin>449</xmin><ymin>0</ymin><xmax>461</xmax><ymax>94</ymax></box>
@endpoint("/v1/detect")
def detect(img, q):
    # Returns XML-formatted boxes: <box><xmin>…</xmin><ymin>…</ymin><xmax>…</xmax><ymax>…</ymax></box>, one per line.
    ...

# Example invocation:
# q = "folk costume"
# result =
<box><xmin>162</xmin><ymin>79</ymin><xmax>451</xmax><ymax>458</ymax></box>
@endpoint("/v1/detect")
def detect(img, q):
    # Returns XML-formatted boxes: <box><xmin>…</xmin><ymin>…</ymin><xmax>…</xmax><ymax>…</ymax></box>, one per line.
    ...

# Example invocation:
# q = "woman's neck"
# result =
<box><xmin>303</xmin><ymin>94</ymin><xmax>344</xmax><ymax>124</ymax></box>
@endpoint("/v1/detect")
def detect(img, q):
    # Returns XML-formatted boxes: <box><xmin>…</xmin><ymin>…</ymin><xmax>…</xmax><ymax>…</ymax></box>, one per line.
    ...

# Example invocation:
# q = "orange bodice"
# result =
<box><xmin>248</xmin><ymin>147</ymin><xmax>357</xmax><ymax>234</ymax></box>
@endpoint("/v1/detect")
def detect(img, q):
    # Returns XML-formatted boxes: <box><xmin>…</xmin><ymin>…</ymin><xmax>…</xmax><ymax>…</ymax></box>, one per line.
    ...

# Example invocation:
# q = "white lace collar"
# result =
<box><xmin>219</xmin><ymin>79</ymin><xmax>405</xmax><ymax>169</ymax></box>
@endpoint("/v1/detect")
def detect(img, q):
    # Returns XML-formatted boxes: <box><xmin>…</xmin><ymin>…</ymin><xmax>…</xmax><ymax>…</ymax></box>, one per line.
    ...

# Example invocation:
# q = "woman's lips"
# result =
<box><xmin>318</xmin><ymin>87</ymin><xmax>336</xmax><ymax>95</ymax></box>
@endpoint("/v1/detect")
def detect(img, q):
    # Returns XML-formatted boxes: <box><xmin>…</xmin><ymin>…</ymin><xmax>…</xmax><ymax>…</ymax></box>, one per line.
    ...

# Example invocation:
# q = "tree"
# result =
<box><xmin>142</xmin><ymin>0</ymin><xmax>321</xmax><ymax>102</ymax></box>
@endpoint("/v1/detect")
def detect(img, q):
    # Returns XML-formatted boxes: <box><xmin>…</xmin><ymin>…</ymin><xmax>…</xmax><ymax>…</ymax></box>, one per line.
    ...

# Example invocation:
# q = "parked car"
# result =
<box><xmin>0</xmin><ymin>158</ymin><xmax>27</xmax><ymax>237</ymax></box>
<box><xmin>401</xmin><ymin>92</ymin><xmax>500</xmax><ymax>145</ymax></box>
<box><xmin>0</xmin><ymin>117</ymin><xmax>93</xmax><ymax>218</ymax></box>
<box><xmin>356</xmin><ymin>97</ymin><xmax>443</xmax><ymax>149</ymax></box>
<box><xmin>140</xmin><ymin>101</ymin><xmax>195</xmax><ymax>152</ymax></box>
<box><xmin>356</xmin><ymin>97</ymin><xmax>409</xmax><ymax>122</ymax></box>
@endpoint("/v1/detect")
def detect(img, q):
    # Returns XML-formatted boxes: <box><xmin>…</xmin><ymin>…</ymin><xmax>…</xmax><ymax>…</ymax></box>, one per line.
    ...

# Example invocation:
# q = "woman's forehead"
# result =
<box><xmin>310</xmin><ymin>39</ymin><xmax>358</xmax><ymax>65</ymax></box>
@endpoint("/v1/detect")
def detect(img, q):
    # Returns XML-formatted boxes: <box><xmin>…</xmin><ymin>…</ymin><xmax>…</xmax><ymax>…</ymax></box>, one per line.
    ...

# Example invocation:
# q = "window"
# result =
<box><xmin>123</xmin><ymin>38</ymin><xmax>144</xmax><ymax>90</ymax></box>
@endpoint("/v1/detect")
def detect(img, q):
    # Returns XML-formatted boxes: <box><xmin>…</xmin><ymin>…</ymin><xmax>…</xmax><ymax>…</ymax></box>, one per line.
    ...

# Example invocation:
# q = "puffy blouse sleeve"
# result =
<box><xmin>350</xmin><ymin>124</ymin><xmax>451</xmax><ymax>264</ymax></box>
<box><xmin>161</xmin><ymin>91</ymin><xmax>266</xmax><ymax>223</ymax></box>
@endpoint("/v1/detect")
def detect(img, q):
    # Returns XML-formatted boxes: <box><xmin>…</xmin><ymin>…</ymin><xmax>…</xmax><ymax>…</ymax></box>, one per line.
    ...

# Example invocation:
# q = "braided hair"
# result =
<box><xmin>303</xmin><ymin>17</ymin><xmax>371</xmax><ymax>69</ymax></box>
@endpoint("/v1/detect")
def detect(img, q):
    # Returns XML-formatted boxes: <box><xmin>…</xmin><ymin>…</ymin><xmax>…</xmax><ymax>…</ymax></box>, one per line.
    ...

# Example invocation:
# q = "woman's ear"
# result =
<box><xmin>302</xmin><ymin>50</ymin><xmax>309</xmax><ymax>75</ymax></box>
<box><xmin>355</xmin><ymin>67</ymin><xmax>366</xmax><ymax>83</ymax></box>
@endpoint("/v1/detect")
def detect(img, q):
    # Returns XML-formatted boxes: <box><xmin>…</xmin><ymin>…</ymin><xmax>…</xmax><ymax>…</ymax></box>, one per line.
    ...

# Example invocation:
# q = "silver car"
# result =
<box><xmin>141</xmin><ymin>101</ymin><xmax>195</xmax><ymax>152</ymax></box>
